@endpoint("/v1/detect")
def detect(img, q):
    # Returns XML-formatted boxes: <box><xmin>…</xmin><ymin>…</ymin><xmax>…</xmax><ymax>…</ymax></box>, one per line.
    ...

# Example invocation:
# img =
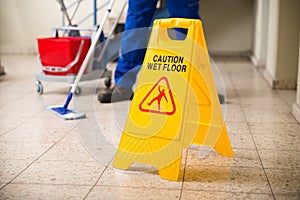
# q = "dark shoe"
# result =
<box><xmin>218</xmin><ymin>93</ymin><xmax>225</xmax><ymax>104</ymax></box>
<box><xmin>98</xmin><ymin>86</ymin><xmax>134</xmax><ymax>103</ymax></box>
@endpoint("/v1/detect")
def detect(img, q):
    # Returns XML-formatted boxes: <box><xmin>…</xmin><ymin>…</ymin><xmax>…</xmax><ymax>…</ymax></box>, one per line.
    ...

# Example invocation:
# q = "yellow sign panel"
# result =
<box><xmin>113</xmin><ymin>18</ymin><xmax>233</xmax><ymax>181</ymax></box>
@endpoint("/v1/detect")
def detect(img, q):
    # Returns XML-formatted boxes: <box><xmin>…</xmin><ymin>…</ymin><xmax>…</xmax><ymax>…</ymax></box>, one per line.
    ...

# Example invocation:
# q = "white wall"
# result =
<box><xmin>298</xmin><ymin>38</ymin><xmax>300</xmax><ymax>105</ymax></box>
<box><xmin>263</xmin><ymin>0</ymin><xmax>300</xmax><ymax>89</ymax></box>
<box><xmin>0</xmin><ymin>0</ymin><xmax>60</xmax><ymax>53</ymax></box>
<box><xmin>252</xmin><ymin>0</ymin><xmax>269</xmax><ymax>67</ymax></box>
<box><xmin>200</xmin><ymin>0</ymin><xmax>254</xmax><ymax>55</ymax></box>
<box><xmin>292</xmin><ymin>35</ymin><xmax>300</xmax><ymax>123</ymax></box>
<box><xmin>265</xmin><ymin>0</ymin><xmax>279</xmax><ymax>80</ymax></box>
<box><xmin>0</xmin><ymin>0</ymin><xmax>123</xmax><ymax>53</ymax></box>
<box><xmin>0</xmin><ymin>0</ymin><xmax>255</xmax><ymax>55</ymax></box>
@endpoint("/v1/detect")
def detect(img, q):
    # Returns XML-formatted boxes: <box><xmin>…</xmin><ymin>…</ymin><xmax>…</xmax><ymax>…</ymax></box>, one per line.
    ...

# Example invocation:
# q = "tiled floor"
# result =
<box><xmin>0</xmin><ymin>54</ymin><xmax>299</xmax><ymax>200</ymax></box>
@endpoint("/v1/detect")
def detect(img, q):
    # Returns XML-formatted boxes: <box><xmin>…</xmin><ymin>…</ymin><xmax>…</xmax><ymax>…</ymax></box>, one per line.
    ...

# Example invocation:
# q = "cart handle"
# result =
<box><xmin>52</xmin><ymin>26</ymin><xmax>97</xmax><ymax>37</ymax></box>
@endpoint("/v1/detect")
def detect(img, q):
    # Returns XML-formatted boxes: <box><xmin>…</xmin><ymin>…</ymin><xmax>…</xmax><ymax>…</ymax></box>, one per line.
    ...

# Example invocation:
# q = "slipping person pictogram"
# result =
<box><xmin>139</xmin><ymin>76</ymin><xmax>176</xmax><ymax>115</ymax></box>
<box><xmin>147</xmin><ymin>86</ymin><xmax>168</xmax><ymax>110</ymax></box>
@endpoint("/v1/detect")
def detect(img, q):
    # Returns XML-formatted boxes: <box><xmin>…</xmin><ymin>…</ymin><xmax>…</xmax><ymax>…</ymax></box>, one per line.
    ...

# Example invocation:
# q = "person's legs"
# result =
<box><xmin>98</xmin><ymin>0</ymin><xmax>158</xmax><ymax>103</ymax></box>
<box><xmin>99</xmin><ymin>0</ymin><xmax>203</xmax><ymax>103</ymax></box>
<box><xmin>114</xmin><ymin>0</ymin><xmax>158</xmax><ymax>89</ymax></box>
<box><xmin>166</xmin><ymin>0</ymin><xmax>200</xmax><ymax>19</ymax></box>
<box><xmin>165</xmin><ymin>0</ymin><xmax>225</xmax><ymax>104</ymax></box>
<box><xmin>165</xmin><ymin>0</ymin><xmax>200</xmax><ymax>38</ymax></box>
<box><xmin>115</xmin><ymin>0</ymin><xmax>200</xmax><ymax>89</ymax></box>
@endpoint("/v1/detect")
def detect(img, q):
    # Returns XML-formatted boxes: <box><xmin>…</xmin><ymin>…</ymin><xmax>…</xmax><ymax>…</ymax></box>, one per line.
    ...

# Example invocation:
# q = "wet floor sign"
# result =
<box><xmin>113</xmin><ymin>18</ymin><xmax>233</xmax><ymax>181</ymax></box>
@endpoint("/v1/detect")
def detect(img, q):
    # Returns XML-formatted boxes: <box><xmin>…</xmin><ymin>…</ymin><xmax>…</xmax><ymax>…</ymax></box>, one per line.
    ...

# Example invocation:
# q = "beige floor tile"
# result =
<box><xmin>223</xmin><ymin>104</ymin><xmax>246</xmax><ymax>123</ymax></box>
<box><xmin>226</xmin><ymin>122</ymin><xmax>251</xmax><ymax>135</ymax></box>
<box><xmin>63</xmin><ymin>129</ymin><xmax>117</xmax><ymax>166</ymax></box>
<box><xmin>183</xmin><ymin>166</ymin><xmax>271</xmax><ymax>194</ymax></box>
<box><xmin>76</xmin><ymin>113</ymin><xmax>122</xmax><ymax>147</ymax></box>
<box><xmin>0</xmin><ymin>108</ymin><xmax>77</xmax><ymax>137</ymax></box>
<box><xmin>0</xmin><ymin>142</ymin><xmax>52</xmax><ymax>161</ymax></box>
<box><xmin>0</xmin><ymin>183</ymin><xmax>91</xmax><ymax>200</ymax></box>
<box><xmin>225</xmin><ymin>92</ymin><xmax>240</xmax><ymax>104</ymax></box>
<box><xmin>59</xmin><ymin>130</ymin><xmax>84</xmax><ymax>144</ymax></box>
<box><xmin>276</xmin><ymin>90</ymin><xmax>297</xmax><ymax>107</ymax></box>
<box><xmin>244</xmin><ymin>113</ymin><xmax>298</xmax><ymax>124</ymax></box>
<box><xmin>237</xmin><ymin>90</ymin><xmax>291</xmax><ymax>115</ymax></box>
<box><xmin>242</xmin><ymin>103</ymin><xmax>292</xmax><ymax>114</ymax></box>
<box><xmin>253</xmin><ymin>134</ymin><xmax>300</xmax><ymax>151</ymax></box>
<box><xmin>97</xmin><ymin>167</ymin><xmax>182</xmax><ymax>189</ymax></box>
<box><xmin>232</xmin><ymin>79</ymin><xmax>271</xmax><ymax>91</ymax></box>
<box><xmin>225</xmin><ymin>122</ymin><xmax>256</xmax><ymax>150</ymax></box>
<box><xmin>274</xmin><ymin>194</ymin><xmax>300</xmax><ymax>200</ymax></box>
<box><xmin>228</xmin><ymin>132</ymin><xmax>256</xmax><ymax>150</ymax></box>
<box><xmin>265</xmin><ymin>168</ymin><xmax>300</xmax><ymax>195</ymax></box>
<box><xmin>236</xmin><ymin>90</ymin><xmax>278</xmax><ymax>98</ymax></box>
<box><xmin>0</xmin><ymin>160</ymin><xmax>31</xmax><ymax>183</ymax></box>
<box><xmin>39</xmin><ymin>139</ymin><xmax>97</xmax><ymax>162</ymax></box>
<box><xmin>234</xmin><ymin>62</ymin><xmax>261</xmax><ymax>70</ymax></box>
<box><xmin>0</xmin><ymin>94</ymin><xmax>47</xmax><ymax>118</ymax></box>
<box><xmin>181</xmin><ymin>190</ymin><xmax>274</xmax><ymax>200</ymax></box>
<box><xmin>12</xmin><ymin>160</ymin><xmax>105</xmax><ymax>185</ymax></box>
<box><xmin>64</xmin><ymin>129</ymin><xmax>117</xmax><ymax>166</ymax></box>
<box><xmin>75</xmin><ymin>116</ymin><xmax>120</xmax><ymax>165</ymax></box>
<box><xmin>0</xmin><ymin>116</ymin><xmax>31</xmax><ymax>136</ymax></box>
<box><xmin>248</xmin><ymin>123</ymin><xmax>300</xmax><ymax>135</ymax></box>
<box><xmin>33</xmin><ymin>111</ymin><xmax>79</xmax><ymax>127</ymax></box>
<box><xmin>187</xmin><ymin>147</ymin><xmax>262</xmax><ymax>168</ymax></box>
<box><xmin>220</xmin><ymin>76</ymin><xmax>234</xmax><ymax>90</ymax></box>
<box><xmin>95</xmin><ymin>100</ymin><xmax>131</xmax><ymax>132</ymax></box>
<box><xmin>258</xmin><ymin>150</ymin><xmax>300</xmax><ymax>169</ymax></box>
<box><xmin>86</xmin><ymin>186</ymin><xmax>181</xmax><ymax>200</ymax></box>
<box><xmin>0</xmin><ymin>121</ymin><xmax>70</xmax><ymax>144</ymax></box>
<box><xmin>0</xmin><ymin>83</ymin><xmax>35</xmax><ymax>105</ymax></box>
<box><xmin>239</xmin><ymin>96</ymin><xmax>286</xmax><ymax>107</ymax></box>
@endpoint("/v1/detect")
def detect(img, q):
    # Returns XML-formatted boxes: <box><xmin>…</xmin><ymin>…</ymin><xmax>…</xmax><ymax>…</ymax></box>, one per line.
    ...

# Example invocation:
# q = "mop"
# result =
<box><xmin>58</xmin><ymin>0</ymin><xmax>73</xmax><ymax>26</ymax></box>
<box><xmin>47</xmin><ymin>0</ymin><xmax>116</xmax><ymax>120</ymax></box>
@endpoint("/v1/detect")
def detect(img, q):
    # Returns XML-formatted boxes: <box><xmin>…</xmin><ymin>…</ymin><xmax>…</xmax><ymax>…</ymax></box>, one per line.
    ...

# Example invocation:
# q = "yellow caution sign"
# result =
<box><xmin>113</xmin><ymin>18</ymin><xmax>233</xmax><ymax>181</ymax></box>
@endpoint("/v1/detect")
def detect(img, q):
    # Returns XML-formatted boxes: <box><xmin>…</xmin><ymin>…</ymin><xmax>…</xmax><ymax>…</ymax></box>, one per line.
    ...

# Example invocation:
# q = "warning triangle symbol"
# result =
<box><xmin>139</xmin><ymin>76</ymin><xmax>176</xmax><ymax>115</ymax></box>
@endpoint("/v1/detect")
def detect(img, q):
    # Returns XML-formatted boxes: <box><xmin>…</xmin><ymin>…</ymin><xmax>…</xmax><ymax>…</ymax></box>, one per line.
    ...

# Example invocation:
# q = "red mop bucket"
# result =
<box><xmin>37</xmin><ymin>36</ymin><xmax>91</xmax><ymax>76</ymax></box>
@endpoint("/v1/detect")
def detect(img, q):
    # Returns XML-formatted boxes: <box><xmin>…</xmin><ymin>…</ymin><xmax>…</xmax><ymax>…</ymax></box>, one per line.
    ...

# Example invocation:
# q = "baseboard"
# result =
<box><xmin>209</xmin><ymin>51</ymin><xmax>251</xmax><ymax>59</ymax></box>
<box><xmin>263</xmin><ymin>68</ymin><xmax>297</xmax><ymax>90</ymax></box>
<box><xmin>272</xmin><ymin>80</ymin><xmax>297</xmax><ymax>89</ymax></box>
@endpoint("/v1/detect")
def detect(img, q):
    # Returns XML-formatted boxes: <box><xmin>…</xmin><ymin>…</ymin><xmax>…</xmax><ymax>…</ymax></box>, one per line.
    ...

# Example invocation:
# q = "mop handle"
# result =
<box><xmin>70</xmin><ymin>0</ymin><xmax>116</xmax><ymax>94</ymax></box>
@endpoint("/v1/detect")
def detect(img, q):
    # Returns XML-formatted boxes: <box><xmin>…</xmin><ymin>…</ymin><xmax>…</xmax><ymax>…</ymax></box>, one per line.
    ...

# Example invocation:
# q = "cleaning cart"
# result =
<box><xmin>35</xmin><ymin>0</ymin><xmax>126</xmax><ymax>95</ymax></box>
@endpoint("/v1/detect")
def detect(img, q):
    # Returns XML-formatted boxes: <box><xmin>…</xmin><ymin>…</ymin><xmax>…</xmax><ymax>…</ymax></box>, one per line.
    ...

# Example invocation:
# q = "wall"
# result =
<box><xmin>292</xmin><ymin>35</ymin><xmax>300</xmax><ymax>123</ymax></box>
<box><xmin>252</xmin><ymin>0</ymin><xmax>269</xmax><ymax>67</ymax></box>
<box><xmin>0</xmin><ymin>0</ymin><xmax>255</xmax><ymax>55</ymax></box>
<box><xmin>276</xmin><ymin>0</ymin><xmax>300</xmax><ymax>81</ymax></box>
<box><xmin>0</xmin><ymin>0</ymin><xmax>60</xmax><ymax>53</ymax></box>
<box><xmin>263</xmin><ymin>0</ymin><xmax>300</xmax><ymax>89</ymax></box>
<box><xmin>200</xmin><ymin>0</ymin><xmax>254</xmax><ymax>55</ymax></box>
<box><xmin>0</xmin><ymin>0</ymin><xmax>120</xmax><ymax>53</ymax></box>
<box><xmin>264</xmin><ymin>0</ymin><xmax>279</xmax><ymax>81</ymax></box>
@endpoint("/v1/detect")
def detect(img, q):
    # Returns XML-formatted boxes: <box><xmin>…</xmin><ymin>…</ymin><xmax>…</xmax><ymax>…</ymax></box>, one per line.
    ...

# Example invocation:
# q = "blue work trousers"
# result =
<box><xmin>115</xmin><ymin>0</ymin><xmax>200</xmax><ymax>88</ymax></box>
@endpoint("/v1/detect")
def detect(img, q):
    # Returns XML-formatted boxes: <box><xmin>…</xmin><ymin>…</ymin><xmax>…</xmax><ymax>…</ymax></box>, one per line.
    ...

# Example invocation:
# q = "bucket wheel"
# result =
<box><xmin>35</xmin><ymin>80</ymin><xmax>43</xmax><ymax>95</ymax></box>
<box><xmin>70</xmin><ymin>84</ymin><xmax>81</xmax><ymax>95</ymax></box>
<box><xmin>104</xmin><ymin>76</ymin><xmax>112</xmax><ymax>88</ymax></box>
